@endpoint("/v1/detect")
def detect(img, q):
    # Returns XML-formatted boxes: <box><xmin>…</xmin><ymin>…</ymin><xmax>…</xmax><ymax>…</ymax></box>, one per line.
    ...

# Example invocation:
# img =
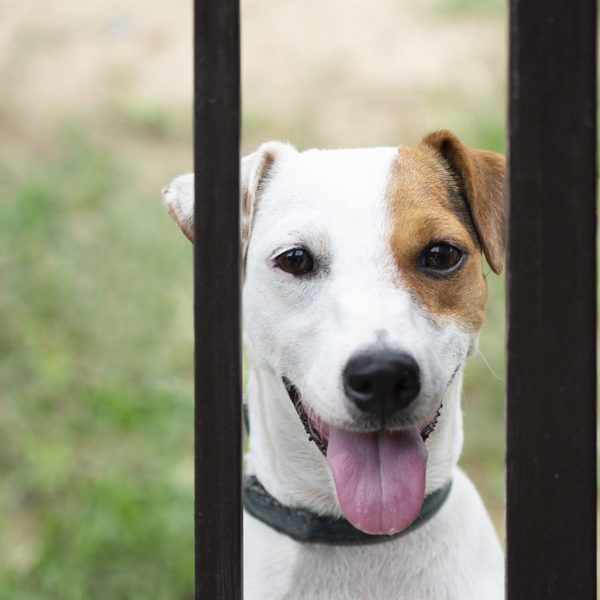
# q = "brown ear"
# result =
<box><xmin>420</xmin><ymin>130</ymin><xmax>506</xmax><ymax>274</ymax></box>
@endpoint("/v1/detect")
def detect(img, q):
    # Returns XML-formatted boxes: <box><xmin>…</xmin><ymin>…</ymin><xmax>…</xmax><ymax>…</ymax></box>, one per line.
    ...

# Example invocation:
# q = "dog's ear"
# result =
<box><xmin>162</xmin><ymin>173</ymin><xmax>195</xmax><ymax>242</ymax></box>
<box><xmin>162</xmin><ymin>141</ymin><xmax>295</xmax><ymax>258</ymax></box>
<box><xmin>240</xmin><ymin>141</ymin><xmax>296</xmax><ymax>258</ymax></box>
<box><xmin>420</xmin><ymin>130</ymin><xmax>506</xmax><ymax>274</ymax></box>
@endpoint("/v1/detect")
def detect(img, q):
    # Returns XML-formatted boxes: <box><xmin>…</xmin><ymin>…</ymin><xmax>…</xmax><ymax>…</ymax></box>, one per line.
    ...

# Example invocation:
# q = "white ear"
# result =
<box><xmin>162</xmin><ymin>173</ymin><xmax>195</xmax><ymax>242</ymax></box>
<box><xmin>240</xmin><ymin>141</ymin><xmax>296</xmax><ymax>257</ymax></box>
<box><xmin>162</xmin><ymin>141</ymin><xmax>296</xmax><ymax>253</ymax></box>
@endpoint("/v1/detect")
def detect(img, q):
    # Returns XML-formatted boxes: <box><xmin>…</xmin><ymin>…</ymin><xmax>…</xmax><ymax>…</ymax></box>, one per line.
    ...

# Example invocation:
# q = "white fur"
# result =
<box><xmin>163</xmin><ymin>143</ymin><xmax>504</xmax><ymax>599</ymax></box>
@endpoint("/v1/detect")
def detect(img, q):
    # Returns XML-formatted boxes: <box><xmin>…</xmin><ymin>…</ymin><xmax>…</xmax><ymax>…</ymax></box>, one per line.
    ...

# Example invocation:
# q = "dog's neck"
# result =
<box><xmin>244</xmin><ymin>365</ymin><xmax>464</xmax><ymax>517</ymax></box>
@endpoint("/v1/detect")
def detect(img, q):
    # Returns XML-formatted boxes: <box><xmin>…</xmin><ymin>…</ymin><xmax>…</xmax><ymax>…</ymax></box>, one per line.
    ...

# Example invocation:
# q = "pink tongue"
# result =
<box><xmin>326</xmin><ymin>426</ymin><xmax>427</xmax><ymax>534</ymax></box>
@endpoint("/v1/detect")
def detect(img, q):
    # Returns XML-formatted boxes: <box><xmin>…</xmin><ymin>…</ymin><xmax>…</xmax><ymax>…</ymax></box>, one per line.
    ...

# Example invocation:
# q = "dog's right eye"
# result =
<box><xmin>275</xmin><ymin>249</ymin><xmax>314</xmax><ymax>275</ymax></box>
<box><xmin>419</xmin><ymin>242</ymin><xmax>465</xmax><ymax>277</ymax></box>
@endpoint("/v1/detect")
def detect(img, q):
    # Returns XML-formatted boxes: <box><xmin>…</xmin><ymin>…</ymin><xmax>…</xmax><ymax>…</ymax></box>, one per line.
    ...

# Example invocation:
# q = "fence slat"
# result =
<box><xmin>193</xmin><ymin>0</ymin><xmax>242</xmax><ymax>598</ymax></box>
<box><xmin>506</xmin><ymin>0</ymin><xmax>597</xmax><ymax>598</ymax></box>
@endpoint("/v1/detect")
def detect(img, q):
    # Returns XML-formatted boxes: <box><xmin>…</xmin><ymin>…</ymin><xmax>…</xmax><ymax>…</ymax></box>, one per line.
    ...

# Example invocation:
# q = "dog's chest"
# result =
<box><xmin>245</xmin><ymin>516</ymin><xmax>466</xmax><ymax>600</ymax></box>
<box><xmin>243</xmin><ymin>470</ymin><xmax>504</xmax><ymax>600</ymax></box>
<box><xmin>244</xmin><ymin>513</ymin><xmax>426</xmax><ymax>599</ymax></box>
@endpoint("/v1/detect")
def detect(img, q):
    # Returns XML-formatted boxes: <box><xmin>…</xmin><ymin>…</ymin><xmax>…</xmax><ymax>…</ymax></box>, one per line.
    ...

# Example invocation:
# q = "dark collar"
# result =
<box><xmin>243</xmin><ymin>475</ymin><xmax>452</xmax><ymax>545</ymax></box>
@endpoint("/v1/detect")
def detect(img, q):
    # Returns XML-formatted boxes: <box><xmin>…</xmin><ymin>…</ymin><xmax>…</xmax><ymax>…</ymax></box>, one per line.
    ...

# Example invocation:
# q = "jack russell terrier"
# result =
<box><xmin>163</xmin><ymin>130</ymin><xmax>505</xmax><ymax>599</ymax></box>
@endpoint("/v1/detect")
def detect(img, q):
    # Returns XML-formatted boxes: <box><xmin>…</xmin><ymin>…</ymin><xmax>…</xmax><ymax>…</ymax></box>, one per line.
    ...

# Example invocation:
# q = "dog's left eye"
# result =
<box><xmin>421</xmin><ymin>244</ymin><xmax>464</xmax><ymax>274</ymax></box>
<box><xmin>275</xmin><ymin>249</ymin><xmax>314</xmax><ymax>275</ymax></box>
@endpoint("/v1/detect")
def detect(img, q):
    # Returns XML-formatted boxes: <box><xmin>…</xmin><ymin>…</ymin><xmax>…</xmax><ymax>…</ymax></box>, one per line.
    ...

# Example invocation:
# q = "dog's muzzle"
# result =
<box><xmin>282</xmin><ymin>371</ymin><xmax>441</xmax><ymax>458</ymax></box>
<box><xmin>281</xmin><ymin>372</ymin><xmax>443</xmax><ymax>536</ymax></box>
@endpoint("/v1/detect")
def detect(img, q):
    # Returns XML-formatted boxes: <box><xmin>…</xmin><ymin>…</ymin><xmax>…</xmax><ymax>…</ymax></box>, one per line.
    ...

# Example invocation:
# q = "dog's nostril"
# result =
<box><xmin>395</xmin><ymin>369</ymin><xmax>418</xmax><ymax>392</ymax></box>
<box><xmin>395</xmin><ymin>380</ymin><xmax>408</xmax><ymax>394</ymax></box>
<box><xmin>352</xmin><ymin>378</ymin><xmax>372</xmax><ymax>394</ymax></box>
<box><xmin>343</xmin><ymin>349</ymin><xmax>420</xmax><ymax>418</ymax></box>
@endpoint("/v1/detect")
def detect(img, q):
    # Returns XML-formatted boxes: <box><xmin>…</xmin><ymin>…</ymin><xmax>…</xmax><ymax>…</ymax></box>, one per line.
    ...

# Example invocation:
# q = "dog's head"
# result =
<box><xmin>164</xmin><ymin>131</ymin><xmax>505</xmax><ymax>535</ymax></box>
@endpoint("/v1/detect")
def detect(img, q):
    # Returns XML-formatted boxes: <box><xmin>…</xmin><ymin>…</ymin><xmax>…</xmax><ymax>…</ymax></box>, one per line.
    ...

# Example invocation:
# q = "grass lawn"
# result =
<box><xmin>0</xmin><ymin>124</ymin><xmax>196</xmax><ymax>598</ymax></box>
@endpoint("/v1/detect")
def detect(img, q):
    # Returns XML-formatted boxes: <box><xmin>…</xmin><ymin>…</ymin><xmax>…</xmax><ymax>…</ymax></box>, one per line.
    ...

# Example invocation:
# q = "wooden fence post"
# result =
<box><xmin>193</xmin><ymin>0</ymin><xmax>242</xmax><ymax>598</ymax></box>
<box><xmin>506</xmin><ymin>0</ymin><xmax>597</xmax><ymax>598</ymax></box>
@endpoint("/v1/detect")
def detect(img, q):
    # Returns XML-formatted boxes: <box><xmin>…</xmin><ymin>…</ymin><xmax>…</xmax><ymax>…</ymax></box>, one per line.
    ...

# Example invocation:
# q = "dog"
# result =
<box><xmin>163</xmin><ymin>130</ymin><xmax>505</xmax><ymax>599</ymax></box>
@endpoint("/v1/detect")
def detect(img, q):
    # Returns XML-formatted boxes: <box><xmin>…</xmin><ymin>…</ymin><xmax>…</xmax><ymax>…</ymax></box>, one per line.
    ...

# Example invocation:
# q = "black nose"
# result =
<box><xmin>343</xmin><ymin>350</ymin><xmax>420</xmax><ymax>419</ymax></box>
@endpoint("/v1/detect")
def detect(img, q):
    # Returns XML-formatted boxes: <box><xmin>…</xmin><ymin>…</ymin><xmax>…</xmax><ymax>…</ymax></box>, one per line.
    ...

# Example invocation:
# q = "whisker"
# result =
<box><xmin>476</xmin><ymin>349</ymin><xmax>505</xmax><ymax>382</ymax></box>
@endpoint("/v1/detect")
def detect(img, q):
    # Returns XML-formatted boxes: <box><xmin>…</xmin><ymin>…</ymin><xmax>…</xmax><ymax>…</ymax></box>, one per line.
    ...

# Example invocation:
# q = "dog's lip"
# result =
<box><xmin>284</xmin><ymin>378</ymin><xmax>329</xmax><ymax>455</ymax></box>
<box><xmin>282</xmin><ymin>377</ymin><xmax>442</xmax><ymax>455</ymax></box>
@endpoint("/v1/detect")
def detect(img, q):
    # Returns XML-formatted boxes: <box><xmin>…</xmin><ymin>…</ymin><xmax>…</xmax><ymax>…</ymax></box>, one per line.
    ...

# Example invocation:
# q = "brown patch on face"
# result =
<box><xmin>420</xmin><ymin>130</ymin><xmax>505</xmax><ymax>274</ymax></box>
<box><xmin>387</xmin><ymin>145</ymin><xmax>489</xmax><ymax>333</ymax></box>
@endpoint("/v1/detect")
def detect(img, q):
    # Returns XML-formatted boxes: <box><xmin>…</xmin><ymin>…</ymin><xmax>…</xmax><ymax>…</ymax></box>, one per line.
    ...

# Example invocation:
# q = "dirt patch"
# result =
<box><xmin>1</xmin><ymin>0</ymin><xmax>505</xmax><ymax>152</ymax></box>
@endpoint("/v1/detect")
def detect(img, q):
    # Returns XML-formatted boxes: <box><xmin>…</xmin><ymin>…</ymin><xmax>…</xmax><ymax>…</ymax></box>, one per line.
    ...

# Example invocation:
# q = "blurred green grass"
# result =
<box><xmin>0</xmin><ymin>124</ymin><xmax>195</xmax><ymax>598</ymax></box>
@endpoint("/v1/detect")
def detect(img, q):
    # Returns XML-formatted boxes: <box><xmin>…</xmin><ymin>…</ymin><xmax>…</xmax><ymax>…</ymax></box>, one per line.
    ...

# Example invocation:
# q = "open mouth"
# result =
<box><xmin>284</xmin><ymin>378</ymin><xmax>330</xmax><ymax>455</ymax></box>
<box><xmin>283</xmin><ymin>377</ymin><xmax>442</xmax><ymax>457</ymax></box>
<box><xmin>282</xmin><ymin>376</ymin><xmax>443</xmax><ymax>535</ymax></box>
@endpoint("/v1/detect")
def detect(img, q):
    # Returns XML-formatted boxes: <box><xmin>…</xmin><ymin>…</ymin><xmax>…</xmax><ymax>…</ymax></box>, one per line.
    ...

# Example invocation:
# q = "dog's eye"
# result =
<box><xmin>275</xmin><ymin>249</ymin><xmax>314</xmax><ymax>275</ymax></box>
<box><xmin>421</xmin><ymin>244</ymin><xmax>463</xmax><ymax>274</ymax></box>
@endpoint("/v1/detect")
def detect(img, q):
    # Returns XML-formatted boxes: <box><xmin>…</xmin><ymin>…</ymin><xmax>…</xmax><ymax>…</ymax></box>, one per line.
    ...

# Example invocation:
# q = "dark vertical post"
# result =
<box><xmin>507</xmin><ymin>0</ymin><xmax>596</xmax><ymax>598</ymax></box>
<box><xmin>193</xmin><ymin>0</ymin><xmax>241</xmax><ymax>598</ymax></box>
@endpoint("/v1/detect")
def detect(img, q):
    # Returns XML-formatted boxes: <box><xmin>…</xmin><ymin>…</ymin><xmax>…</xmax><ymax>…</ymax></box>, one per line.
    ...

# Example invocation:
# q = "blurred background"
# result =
<box><xmin>0</xmin><ymin>0</ymin><xmax>506</xmax><ymax>597</ymax></box>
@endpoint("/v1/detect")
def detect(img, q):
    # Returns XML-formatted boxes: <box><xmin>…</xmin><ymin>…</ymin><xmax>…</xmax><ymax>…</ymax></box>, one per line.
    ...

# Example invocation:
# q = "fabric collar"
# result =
<box><xmin>243</xmin><ymin>474</ymin><xmax>452</xmax><ymax>545</ymax></box>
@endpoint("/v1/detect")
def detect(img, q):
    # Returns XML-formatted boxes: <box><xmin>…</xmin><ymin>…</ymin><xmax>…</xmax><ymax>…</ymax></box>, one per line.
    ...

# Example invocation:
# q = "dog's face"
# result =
<box><xmin>164</xmin><ymin>130</ymin><xmax>504</xmax><ymax>535</ymax></box>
